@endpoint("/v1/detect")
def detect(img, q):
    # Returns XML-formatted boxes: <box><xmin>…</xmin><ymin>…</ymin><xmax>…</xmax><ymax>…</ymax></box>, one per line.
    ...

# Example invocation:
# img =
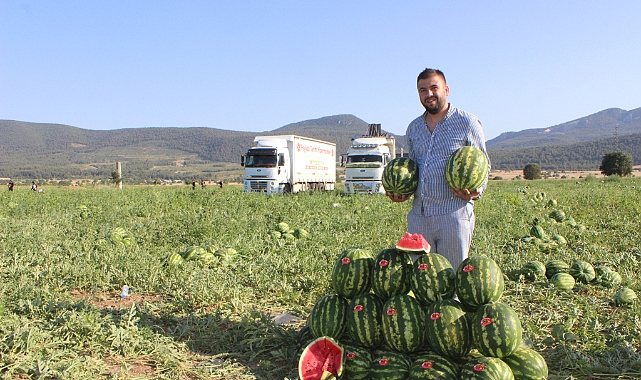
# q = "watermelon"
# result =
<box><xmin>308</xmin><ymin>294</ymin><xmax>348</xmax><ymax>339</ymax></box>
<box><xmin>599</xmin><ymin>269</ymin><xmax>622</xmax><ymax>288</ymax></box>
<box><xmin>410</xmin><ymin>253</ymin><xmax>456</xmax><ymax>306</ymax></box>
<box><xmin>569</xmin><ymin>261</ymin><xmax>595</xmax><ymax>284</ymax></box>
<box><xmin>381</xmin><ymin>294</ymin><xmax>427</xmax><ymax>354</ymax></box>
<box><xmin>331</xmin><ymin>247</ymin><xmax>375</xmax><ymax>299</ymax></box>
<box><xmin>546</xmin><ymin>199</ymin><xmax>558</xmax><ymax>208</ymax></box>
<box><xmin>347</xmin><ymin>293</ymin><xmax>384</xmax><ymax>348</ymax></box>
<box><xmin>550</xmin><ymin>273</ymin><xmax>575</xmax><ymax>291</ymax></box>
<box><xmin>425</xmin><ymin>299</ymin><xmax>473</xmax><ymax>359</ymax></box>
<box><xmin>372</xmin><ymin>248</ymin><xmax>412</xmax><ymax>300</ymax></box>
<box><xmin>521</xmin><ymin>261</ymin><xmax>546</xmax><ymax>282</ymax></box>
<box><xmin>549</xmin><ymin>210</ymin><xmax>566</xmax><ymax>223</ymax></box>
<box><xmin>396</xmin><ymin>232</ymin><xmax>431</xmax><ymax>254</ymax></box>
<box><xmin>342</xmin><ymin>345</ymin><xmax>372</xmax><ymax>380</ymax></box>
<box><xmin>614</xmin><ymin>288</ymin><xmax>638</xmax><ymax>306</ymax></box>
<box><xmin>545</xmin><ymin>260</ymin><xmax>569</xmax><ymax>278</ymax></box>
<box><xmin>529</xmin><ymin>225</ymin><xmax>546</xmax><ymax>240</ymax></box>
<box><xmin>276</xmin><ymin>222</ymin><xmax>291</xmax><ymax>233</ymax></box>
<box><xmin>471</xmin><ymin>302</ymin><xmax>523</xmax><ymax>358</ymax></box>
<box><xmin>382</xmin><ymin>157</ymin><xmax>419</xmax><ymax>196</ymax></box>
<box><xmin>551</xmin><ymin>234</ymin><xmax>567</xmax><ymax>245</ymax></box>
<box><xmin>298</xmin><ymin>336</ymin><xmax>344</xmax><ymax>380</ymax></box>
<box><xmin>294</xmin><ymin>228</ymin><xmax>309</xmax><ymax>239</ymax></box>
<box><xmin>370</xmin><ymin>351</ymin><xmax>412</xmax><ymax>380</ymax></box>
<box><xmin>455</xmin><ymin>255</ymin><xmax>505</xmax><ymax>311</ymax></box>
<box><xmin>182</xmin><ymin>246</ymin><xmax>206</xmax><ymax>261</ymax></box>
<box><xmin>165</xmin><ymin>252</ymin><xmax>184</xmax><ymax>266</ymax></box>
<box><xmin>501</xmin><ymin>347</ymin><xmax>549</xmax><ymax>380</ymax></box>
<box><xmin>445</xmin><ymin>145</ymin><xmax>489</xmax><ymax>191</ymax></box>
<box><xmin>460</xmin><ymin>356</ymin><xmax>514</xmax><ymax>379</ymax></box>
<box><xmin>409</xmin><ymin>354</ymin><xmax>460</xmax><ymax>379</ymax></box>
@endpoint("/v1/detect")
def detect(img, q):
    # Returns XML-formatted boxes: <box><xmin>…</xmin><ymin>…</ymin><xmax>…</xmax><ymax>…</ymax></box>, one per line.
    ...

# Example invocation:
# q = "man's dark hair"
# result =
<box><xmin>417</xmin><ymin>68</ymin><xmax>446</xmax><ymax>85</ymax></box>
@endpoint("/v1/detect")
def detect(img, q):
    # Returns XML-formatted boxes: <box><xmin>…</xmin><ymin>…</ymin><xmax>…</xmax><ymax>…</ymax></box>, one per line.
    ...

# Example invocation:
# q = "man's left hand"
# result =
<box><xmin>451</xmin><ymin>188</ymin><xmax>480</xmax><ymax>201</ymax></box>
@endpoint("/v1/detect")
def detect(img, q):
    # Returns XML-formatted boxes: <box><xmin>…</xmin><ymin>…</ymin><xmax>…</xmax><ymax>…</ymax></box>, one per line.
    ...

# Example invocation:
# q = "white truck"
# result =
<box><xmin>342</xmin><ymin>124</ymin><xmax>396</xmax><ymax>194</ymax></box>
<box><xmin>241</xmin><ymin>135</ymin><xmax>336</xmax><ymax>194</ymax></box>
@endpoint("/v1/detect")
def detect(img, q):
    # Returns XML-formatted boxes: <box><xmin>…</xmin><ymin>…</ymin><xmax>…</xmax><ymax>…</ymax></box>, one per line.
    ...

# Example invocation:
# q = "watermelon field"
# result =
<box><xmin>0</xmin><ymin>177</ymin><xmax>640</xmax><ymax>379</ymax></box>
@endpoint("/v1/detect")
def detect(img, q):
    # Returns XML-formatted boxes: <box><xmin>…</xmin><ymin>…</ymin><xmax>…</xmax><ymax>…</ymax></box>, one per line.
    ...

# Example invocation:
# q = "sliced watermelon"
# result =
<box><xmin>299</xmin><ymin>336</ymin><xmax>344</xmax><ymax>380</ymax></box>
<box><xmin>396</xmin><ymin>232</ymin><xmax>431</xmax><ymax>254</ymax></box>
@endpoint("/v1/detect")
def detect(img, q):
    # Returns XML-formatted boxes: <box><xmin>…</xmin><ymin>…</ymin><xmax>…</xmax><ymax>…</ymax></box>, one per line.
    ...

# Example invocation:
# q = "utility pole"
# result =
<box><xmin>116</xmin><ymin>162</ymin><xmax>123</xmax><ymax>190</ymax></box>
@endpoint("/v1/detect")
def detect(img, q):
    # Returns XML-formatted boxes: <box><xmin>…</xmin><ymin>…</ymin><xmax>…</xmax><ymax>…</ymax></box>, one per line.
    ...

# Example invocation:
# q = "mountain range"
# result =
<box><xmin>0</xmin><ymin>107</ymin><xmax>639</xmax><ymax>181</ymax></box>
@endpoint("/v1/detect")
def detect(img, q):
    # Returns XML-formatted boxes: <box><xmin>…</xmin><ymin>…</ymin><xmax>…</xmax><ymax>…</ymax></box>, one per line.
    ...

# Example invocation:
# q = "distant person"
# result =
<box><xmin>201</xmin><ymin>179</ymin><xmax>206</xmax><ymax>189</ymax></box>
<box><xmin>31</xmin><ymin>181</ymin><xmax>38</xmax><ymax>192</ymax></box>
<box><xmin>192</xmin><ymin>180</ymin><xmax>196</xmax><ymax>190</ymax></box>
<box><xmin>386</xmin><ymin>68</ymin><xmax>490</xmax><ymax>271</ymax></box>
<box><xmin>8</xmin><ymin>180</ymin><xmax>14</xmax><ymax>191</ymax></box>
<box><xmin>218</xmin><ymin>180</ymin><xmax>223</xmax><ymax>189</ymax></box>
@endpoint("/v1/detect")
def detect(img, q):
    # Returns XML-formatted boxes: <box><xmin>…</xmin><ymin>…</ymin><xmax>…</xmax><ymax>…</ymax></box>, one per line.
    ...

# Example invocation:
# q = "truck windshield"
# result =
<box><xmin>347</xmin><ymin>155</ymin><xmax>382</xmax><ymax>164</ymax></box>
<box><xmin>245</xmin><ymin>150</ymin><xmax>278</xmax><ymax>167</ymax></box>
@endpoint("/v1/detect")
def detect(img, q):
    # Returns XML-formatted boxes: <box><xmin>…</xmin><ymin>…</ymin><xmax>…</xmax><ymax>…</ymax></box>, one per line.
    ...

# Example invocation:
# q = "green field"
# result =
<box><xmin>0</xmin><ymin>178</ymin><xmax>640</xmax><ymax>379</ymax></box>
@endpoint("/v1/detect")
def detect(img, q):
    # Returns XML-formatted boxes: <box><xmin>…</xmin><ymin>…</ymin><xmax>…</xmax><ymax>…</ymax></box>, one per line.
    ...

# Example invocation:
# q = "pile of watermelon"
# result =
<box><xmin>298</xmin><ymin>234</ymin><xmax>549</xmax><ymax>379</ymax></box>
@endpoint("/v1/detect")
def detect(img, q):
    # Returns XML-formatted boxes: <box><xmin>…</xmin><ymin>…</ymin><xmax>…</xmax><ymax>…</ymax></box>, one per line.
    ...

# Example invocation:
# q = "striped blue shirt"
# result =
<box><xmin>406</xmin><ymin>104</ymin><xmax>490</xmax><ymax>216</ymax></box>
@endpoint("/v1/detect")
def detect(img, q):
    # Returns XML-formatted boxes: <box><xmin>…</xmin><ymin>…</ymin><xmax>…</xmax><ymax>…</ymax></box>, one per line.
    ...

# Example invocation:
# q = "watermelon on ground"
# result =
<box><xmin>369</xmin><ymin>351</ymin><xmax>412</xmax><ymax>380</ymax></box>
<box><xmin>331</xmin><ymin>247</ymin><xmax>374</xmax><ymax>299</ymax></box>
<box><xmin>308</xmin><ymin>294</ymin><xmax>348</xmax><ymax>340</ymax></box>
<box><xmin>460</xmin><ymin>356</ymin><xmax>514</xmax><ymax>379</ymax></box>
<box><xmin>471</xmin><ymin>302</ymin><xmax>523</xmax><ymax>358</ymax></box>
<box><xmin>409</xmin><ymin>354</ymin><xmax>460</xmax><ymax>379</ymax></box>
<box><xmin>501</xmin><ymin>347</ymin><xmax>549</xmax><ymax>380</ymax></box>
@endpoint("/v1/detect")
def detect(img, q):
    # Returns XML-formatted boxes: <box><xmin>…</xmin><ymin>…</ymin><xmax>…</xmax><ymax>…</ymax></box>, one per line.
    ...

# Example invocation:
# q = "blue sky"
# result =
<box><xmin>1</xmin><ymin>1</ymin><xmax>639</xmax><ymax>140</ymax></box>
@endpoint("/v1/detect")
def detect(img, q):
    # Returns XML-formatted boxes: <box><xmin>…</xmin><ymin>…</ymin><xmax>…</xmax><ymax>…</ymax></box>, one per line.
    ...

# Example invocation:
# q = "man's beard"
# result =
<box><xmin>423</xmin><ymin>96</ymin><xmax>447</xmax><ymax>114</ymax></box>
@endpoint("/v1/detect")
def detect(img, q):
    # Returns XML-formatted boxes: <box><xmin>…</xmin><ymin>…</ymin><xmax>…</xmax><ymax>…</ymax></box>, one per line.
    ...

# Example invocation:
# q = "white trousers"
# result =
<box><xmin>407</xmin><ymin>205</ymin><xmax>475</xmax><ymax>272</ymax></box>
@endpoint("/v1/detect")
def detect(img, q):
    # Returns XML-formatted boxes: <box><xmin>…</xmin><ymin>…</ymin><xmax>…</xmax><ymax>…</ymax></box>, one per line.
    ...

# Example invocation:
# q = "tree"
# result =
<box><xmin>523</xmin><ymin>163</ymin><xmax>541</xmax><ymax>180</ymax></box>
<box><xmin>600</xmin><ymin>151</ymin><xmax>633</xmax><ymax>176</ymax></box>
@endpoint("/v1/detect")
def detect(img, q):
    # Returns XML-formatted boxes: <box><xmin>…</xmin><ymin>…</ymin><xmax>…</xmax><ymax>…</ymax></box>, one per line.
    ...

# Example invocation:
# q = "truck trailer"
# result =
<box><xmin>241</xmin><ymin>135</ymin><xmax>336</xmax><ymax>194</ymax></box>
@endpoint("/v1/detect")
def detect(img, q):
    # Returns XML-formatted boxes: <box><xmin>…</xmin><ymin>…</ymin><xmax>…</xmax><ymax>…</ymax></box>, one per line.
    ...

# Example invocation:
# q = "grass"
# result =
<box><xmin>0</xmin><ymin>178</ymin><xmax>640</xmax><ymax>379</ymax></box>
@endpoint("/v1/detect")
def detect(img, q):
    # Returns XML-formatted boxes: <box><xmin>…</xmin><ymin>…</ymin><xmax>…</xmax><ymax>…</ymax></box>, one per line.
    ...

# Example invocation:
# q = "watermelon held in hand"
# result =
<box><xmin>396</xmin><ymin>232</ymin><xmax>431</xmax><ymax>254</ymax></box>
<box><xmin>445</xmin><ymin>145</ymin><xmax>489</xmax><ymax>191</ymax></box>
<box><xmin>298</xmin><ymin>336</ymin><xmax>344</xmax><ymax>380</ymax></box>
<box><xmin>382</xmin><ymin>157</ymin><xmax>419</xmax><ymax>196</ymax></box>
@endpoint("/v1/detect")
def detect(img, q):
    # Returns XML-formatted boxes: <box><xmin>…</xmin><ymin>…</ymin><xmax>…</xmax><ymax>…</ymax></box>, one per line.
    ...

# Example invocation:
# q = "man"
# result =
<box><xmin>8</xmin><ymin>179</ymin><xmax>14</xmax><ymax>191</ymax></box>
<box><xmin>387</xmin><ymin>68</ymin><xmax>490</xmax><ymax>270</ymax></box>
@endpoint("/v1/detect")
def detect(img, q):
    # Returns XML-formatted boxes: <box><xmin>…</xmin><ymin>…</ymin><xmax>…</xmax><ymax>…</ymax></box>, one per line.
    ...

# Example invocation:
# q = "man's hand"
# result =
<box><xmin>386</xmin><ymin>192</ymin><xmax>412</xmax><ymax>202</ymax></box>
<box><xmin>451</xmin><ymin>188</ymin><xmax>480</xmax><ymax>201</ymax></box>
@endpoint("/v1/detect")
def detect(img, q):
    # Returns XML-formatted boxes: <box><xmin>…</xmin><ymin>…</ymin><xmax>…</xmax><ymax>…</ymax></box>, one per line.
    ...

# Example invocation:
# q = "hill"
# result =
<box><xmin>486</xmin><ymin>107</ymin><xmax>641</xmax><ymax>150</ymax></box>
<box><xmin>0</xmin><ymin>116</ymin><xmax>405</xmax><ymax>182</ymax></box>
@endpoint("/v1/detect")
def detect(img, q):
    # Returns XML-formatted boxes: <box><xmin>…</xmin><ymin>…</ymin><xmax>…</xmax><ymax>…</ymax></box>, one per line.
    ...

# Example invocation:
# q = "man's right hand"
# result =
<box><xmin>386</xmin><ymin>192</ymin><xmax>411</xmax><ymax>202</ymax></box>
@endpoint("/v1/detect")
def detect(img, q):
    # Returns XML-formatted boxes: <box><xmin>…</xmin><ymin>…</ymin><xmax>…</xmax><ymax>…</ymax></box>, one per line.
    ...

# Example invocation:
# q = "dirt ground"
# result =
<box><xmin>490</xmin><ymin>169</ymin><xmax>604</xmax><ymax>180</ymax></box>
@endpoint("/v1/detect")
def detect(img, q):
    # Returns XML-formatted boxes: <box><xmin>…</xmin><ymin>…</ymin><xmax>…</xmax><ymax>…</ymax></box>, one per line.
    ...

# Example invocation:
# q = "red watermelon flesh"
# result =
<box><xmin>299</xmin><ymin>336</ymin><xmax>344</xmax><ymax>380</ymax></box>
<box><xmin>396</xmin><ymin>232</ymin><xmax>431</xmax><ymax>253</ymax></box>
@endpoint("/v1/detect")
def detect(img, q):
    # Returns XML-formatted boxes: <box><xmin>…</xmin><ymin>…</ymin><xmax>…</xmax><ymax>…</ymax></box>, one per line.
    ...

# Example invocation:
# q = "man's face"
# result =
<box><xmin>418</xmin><ymin>75</ymin><xmax>449</xmax><ymax>114</ymax></box>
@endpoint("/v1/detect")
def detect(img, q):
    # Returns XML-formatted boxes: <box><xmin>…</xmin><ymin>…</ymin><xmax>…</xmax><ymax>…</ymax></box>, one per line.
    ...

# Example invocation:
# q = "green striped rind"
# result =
<box><xmin>331</xmin><ymin>247</ymin><xmax>375</xmax><ymax>299</ymax></box>
<box><xmin>521</xmin><ymin>261</ymin><xmax>546</xmax><ymax>282</ymax></box>
<box><xmin>500</xmin><ymin>347</ymin><xmax>549</xmax><ymax>380</ymax></box>
<box><xmin>372</xmin><ymin>248</ymin><xmax>412</xmax><ymax>300</ymax></box>
<box><xmin>370</xmin><ymin>351</ymin><xmax>412</xmax><ymax>380</ymax></box>
<box><xmin>455</xmin><ymin>255</ymin><xmax>505</xmax><ymax>311</ymax></box>
<box><xmin>298</xmin><ymin>336</ymin><xmax>344</xmax><ymax>380</ymax></box>
<box><xmin>445</xmin><ymin>145</ymin><xmax>489</xmax><ymax>191</ymax></box>
<box><xmin>614</xmin><ymin>288</ymin><xmax>638</xmax><ymax>306</ymax></box>
<box><xmin>550</xmin><ymin>273</ymin><xmax>575</xmax><ymax>290</ymax></box>
<box><xmin>594</xmin><ymin>266</ymin><xmax>622</xmax><ymax>288</ymax></box>
<box><xmin>568</xmin><ymin>261</ymin><xmax>595</xmax><ymax>284</ymax></box>
<box><xmin>308</xmin><ymin>294</ymin><xmax>348</xmax><ymax>340</ymax></box>
<box><xmin>183</xmin><ymin>246</ymin><xmax>207</xmax><ymax>261</ymax></box>
<box><xmin>471</xmin><ymin>302</ymin><xmax>523</xmax><ymax>358</ymax></box>
<box><xmin>381</xmin><ymin>294</ymin><xmax>427</xmax><ymax>354</ymax></box>
<box><xmin>460</xmin><ymin>356</ymin><xmax>515</xmax><ymax>379</ymax></box>
<box><xmin>529</xmin><ymin>225</ymin><xmax>546</xmax><ymax>240</ymax></box>
<box><xmin>409</xmin><ymin>354</ymin><xmax>460</xmax><ymax>379</ymax></box>
<box><xmin>347</xmin><ymin>293</ymin><xmax>384</xmax><ymax>349</ymax></box>
<box><xmin>545</xmin><ymin>260</ymin><xmax>569</xmax><ymax>278</ymax></box>
<box><xmin>425</xmin><ymin>299</ymin><xmax>472</xmax><ymax>359</ymax></box>
<box><xmin>549</xmin><ymin>210</ymin><xmax>566</xmax><ymax>222</ymax></box>
<box><xmin>342</xmin><ymin>344</ymin><xmax>373</xmax><ymax>380</ymax></box>
<box><xmin>382</xmin><ymin>157</ymin><xmax>419</xmax><ymax>196</ymax></box>
<box><xmin>165</xmin><ymin>252</ymin><xmax>184</xmax><ymax>265</ymax></box>
<box><xmin>410</xmin><ymin>253</ymin><xmax>456</xmax><ymax>306</ymax></box>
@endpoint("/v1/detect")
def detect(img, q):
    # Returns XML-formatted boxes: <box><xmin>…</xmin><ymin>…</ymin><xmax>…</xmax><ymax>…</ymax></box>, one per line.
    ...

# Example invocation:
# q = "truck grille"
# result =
<box><xmin>249</xmin><ymin>181</ymin><xmax>268</xmax><ymax>191</ymax></box>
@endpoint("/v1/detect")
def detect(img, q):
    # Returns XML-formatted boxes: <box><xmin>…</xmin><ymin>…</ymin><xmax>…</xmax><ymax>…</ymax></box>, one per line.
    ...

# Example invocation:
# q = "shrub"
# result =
<box><xmin>600</xmin><ymin>151</ymin><xmax>633</xmax><ymax>177</ymax></box>
<box><xmin>523</xmin><ymin>164</ymin><xmax>541</xmax><ymax>180</ymax></box>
